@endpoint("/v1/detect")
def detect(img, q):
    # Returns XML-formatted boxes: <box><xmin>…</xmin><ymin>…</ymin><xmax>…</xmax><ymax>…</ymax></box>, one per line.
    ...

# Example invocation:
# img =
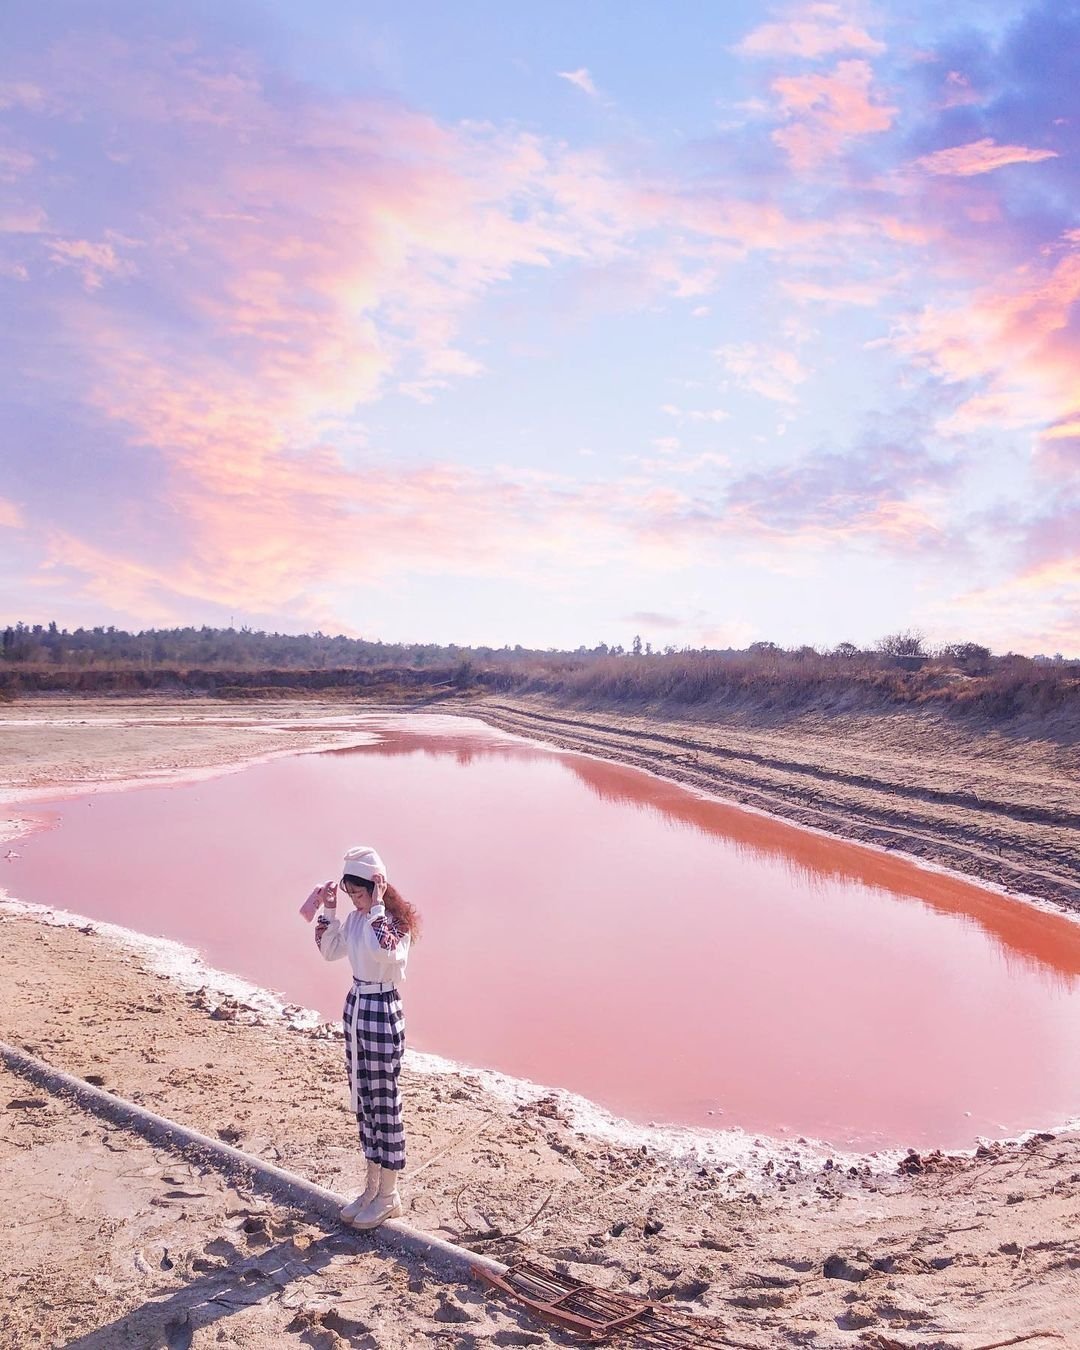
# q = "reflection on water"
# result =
<box><xmin>8</xmin><ymin>713</ymin><xmax>1080</xmax><ymax>1151</ymax></box>
<box><xmin>562</xmin><ymin>750</ymin><xmax>1080</xmax><ymax>991</ymax></box>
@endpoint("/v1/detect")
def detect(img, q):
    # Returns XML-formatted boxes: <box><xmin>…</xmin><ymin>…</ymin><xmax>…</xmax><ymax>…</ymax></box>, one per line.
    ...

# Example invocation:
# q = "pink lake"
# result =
<box><xmin>7</xmin><ymin>713</ymin><xmax>1080</xmax><ymax>1152</ymax></box>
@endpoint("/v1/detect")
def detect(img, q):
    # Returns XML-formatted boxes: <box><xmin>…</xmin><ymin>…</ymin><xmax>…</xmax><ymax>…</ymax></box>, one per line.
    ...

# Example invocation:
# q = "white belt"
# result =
<box><xmin>353</xmin><ymin>978</ymin><xmax>396</xmax><ymax>992</ymax></box>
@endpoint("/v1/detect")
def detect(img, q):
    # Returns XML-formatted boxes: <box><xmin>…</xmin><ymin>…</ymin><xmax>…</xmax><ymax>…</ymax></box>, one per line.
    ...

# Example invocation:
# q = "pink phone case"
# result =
<box><xmin>299</xmin><ymin>888</ymin><xmax>323</xmax><ymax>923</ymax></box>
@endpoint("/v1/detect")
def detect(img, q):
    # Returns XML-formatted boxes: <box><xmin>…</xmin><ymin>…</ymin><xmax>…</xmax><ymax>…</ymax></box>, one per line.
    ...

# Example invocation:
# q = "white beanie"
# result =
<box><xmin>342</xmin><ymin>844</ymin><xmax>387</xmax><ymax>883</ymax></box>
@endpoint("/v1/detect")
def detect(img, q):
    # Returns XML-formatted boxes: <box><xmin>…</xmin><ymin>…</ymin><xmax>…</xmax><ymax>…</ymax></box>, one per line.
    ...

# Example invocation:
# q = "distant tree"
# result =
<box><xmin>748</xmin><ymin>640</ymin><xmax>781</xmax><ymax>655</ymax></box>
<box><xmin>1</xmin><ymin>624</ymin><xmax>34</xmax><ymax>661</ymax></box>
<box><xmin>833</xmin><ymin>641</ymin><xmax>859</xmax><ymax>658</ymax></box>
<box><xmin>875</xmin><ymin>630</ymin><xmax>926</xmax><ymax>658</ymax></box>
<box><xmin>632</xmin><ymin>634</ymin><xmax>643</xmax><ymax>656</ymax></box>
<box><xmin>941</xmin><ymin>641</ymin><xmax>992</xmax><ymax>671</ymax></box>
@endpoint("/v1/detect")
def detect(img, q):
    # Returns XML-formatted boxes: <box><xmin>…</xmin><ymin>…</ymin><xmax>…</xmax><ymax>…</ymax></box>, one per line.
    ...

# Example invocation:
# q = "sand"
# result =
<box><xmin>1</xmin><ymin>695</ymin><xmax>1078</xmax><ymax>1350</ymax></box>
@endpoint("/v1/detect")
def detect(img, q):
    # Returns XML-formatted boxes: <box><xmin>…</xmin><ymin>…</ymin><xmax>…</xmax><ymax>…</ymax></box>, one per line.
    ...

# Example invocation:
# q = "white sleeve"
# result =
<box><xmin>315</xmin><ymin>909</ymin><xmax>348</xmax><ymax>962</ymax></box>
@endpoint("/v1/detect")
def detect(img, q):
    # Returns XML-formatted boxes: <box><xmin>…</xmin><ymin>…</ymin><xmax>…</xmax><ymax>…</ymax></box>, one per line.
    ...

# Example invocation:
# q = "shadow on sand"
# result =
<box><xmin>57</xmin><ymin>1224</ymin><xmax>535</xmax><ymax>1350</ymax></box>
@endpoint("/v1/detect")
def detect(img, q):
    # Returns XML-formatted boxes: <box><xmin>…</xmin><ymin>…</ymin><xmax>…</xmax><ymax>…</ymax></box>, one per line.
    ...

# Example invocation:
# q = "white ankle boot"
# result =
<box><xmin>349</xmin><ymin>1167</ymin><xmax>402</xmax><ymax>1229</ymax></box>
<box><xmin>339</xmin><ymin>1159</ymin><xmax>381</xmax><ymax>1224</ymax></box>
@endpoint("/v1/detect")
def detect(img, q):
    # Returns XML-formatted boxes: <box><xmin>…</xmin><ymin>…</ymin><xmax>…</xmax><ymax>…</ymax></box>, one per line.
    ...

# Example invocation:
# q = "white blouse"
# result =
<box><xmin>316</xmin><ymin>901</ymin><xmax>410</xmax><ymax>987</ymax></box>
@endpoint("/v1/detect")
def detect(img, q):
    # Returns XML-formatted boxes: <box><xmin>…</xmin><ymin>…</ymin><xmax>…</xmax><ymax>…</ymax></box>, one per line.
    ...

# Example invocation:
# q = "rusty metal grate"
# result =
<box><xmin>473</xmin><ymin>1259</ymin><xmax>755</xmax><ymax>1346</ymax></box>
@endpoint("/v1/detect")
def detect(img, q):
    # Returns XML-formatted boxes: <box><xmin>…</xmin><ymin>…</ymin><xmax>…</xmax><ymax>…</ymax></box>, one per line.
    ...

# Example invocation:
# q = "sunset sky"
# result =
<box><xmin>2</xmin><ymin>1</ymin><xmax>1077</xmax><ymax>653</ymax></box>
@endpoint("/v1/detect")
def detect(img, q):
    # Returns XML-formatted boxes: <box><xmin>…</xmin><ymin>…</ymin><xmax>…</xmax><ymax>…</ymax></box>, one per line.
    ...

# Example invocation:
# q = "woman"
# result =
<box><xmin>310</xmin><ymin>844</ymin><xmax>419</xmax><ymax>1230</ymax></box>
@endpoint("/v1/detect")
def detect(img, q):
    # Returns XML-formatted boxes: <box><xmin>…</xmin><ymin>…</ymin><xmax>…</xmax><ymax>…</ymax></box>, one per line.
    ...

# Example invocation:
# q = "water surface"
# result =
<box><xmin>8</xmin><ymin>713</ymin><xmax>1080</xmax><ymax>1151</ymax></box>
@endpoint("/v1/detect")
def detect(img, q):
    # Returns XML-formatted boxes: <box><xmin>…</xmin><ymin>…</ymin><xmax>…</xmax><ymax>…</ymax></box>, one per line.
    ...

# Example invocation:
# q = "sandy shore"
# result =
<box><xmin>2</xmin><ymin>696</ymin><xmax>1078</xmax><ymax>1349</ymax></box>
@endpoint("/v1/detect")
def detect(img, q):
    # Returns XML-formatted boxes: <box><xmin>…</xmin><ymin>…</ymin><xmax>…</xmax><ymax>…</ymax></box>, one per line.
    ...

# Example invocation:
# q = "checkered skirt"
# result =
<box><xmin>342</xmin><ymin>984</ymin><xmax>406</xmax><ymax>1170</ymax></box>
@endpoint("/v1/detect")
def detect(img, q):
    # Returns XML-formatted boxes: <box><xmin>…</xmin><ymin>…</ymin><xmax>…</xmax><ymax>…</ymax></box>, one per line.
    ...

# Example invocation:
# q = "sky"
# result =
<box><xmin>1</xmin><ymin>1</ymin><xmax>1078</xmax><ymax>654</ymax></box>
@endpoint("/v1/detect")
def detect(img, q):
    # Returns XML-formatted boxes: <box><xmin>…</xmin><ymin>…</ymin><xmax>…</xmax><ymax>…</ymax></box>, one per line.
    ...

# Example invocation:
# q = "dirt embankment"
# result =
<box><xmin>469</xmin><ymin>695</ymin><xmax>1080</xmax><ymax>913</ymax></box>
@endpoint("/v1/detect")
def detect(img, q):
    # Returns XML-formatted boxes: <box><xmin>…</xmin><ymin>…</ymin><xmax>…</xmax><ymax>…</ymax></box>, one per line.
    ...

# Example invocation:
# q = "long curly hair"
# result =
<box><xmin>343</xmin><ymin>874</ymin><xmax>421</xmax><ymax>940</ymax></box>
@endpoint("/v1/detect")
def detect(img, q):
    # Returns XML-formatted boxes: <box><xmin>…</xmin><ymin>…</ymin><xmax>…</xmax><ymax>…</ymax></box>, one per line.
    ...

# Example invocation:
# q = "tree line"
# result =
<box><xmin>0</xmin><ymin>620</ymin><xmax>1071</xmax><ymax>671</ymax></box>
<box><xmin>0</xmin><ymin>621</ymin><xmax>664</xmax><ymax>667</ymax></box>
<box><xmin>1</xmin><ymin>621</ymin><xmax>1075</xmax><ymax>719</ymax></box>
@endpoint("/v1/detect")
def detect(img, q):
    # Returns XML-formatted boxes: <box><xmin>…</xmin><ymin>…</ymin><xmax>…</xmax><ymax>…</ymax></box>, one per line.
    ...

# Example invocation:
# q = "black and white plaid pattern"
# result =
<box><xmin>342</xmin><ymin>984</ymin><xmax>406</xmax><ymax>1171</ymax></box>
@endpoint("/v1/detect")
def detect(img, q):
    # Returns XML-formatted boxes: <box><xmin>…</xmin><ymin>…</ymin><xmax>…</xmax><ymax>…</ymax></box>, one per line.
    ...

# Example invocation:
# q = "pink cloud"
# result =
<box><xmin>898</xmin><ymin>238</ymin><xmax>1080</xmax><ymax>449</ymax></box>
<box><xmin>8</xmin><ymin>35</ymin><xmax>711</xmax><ymax>620</ymax></box>
<box><xmin>715</xmin><ymin>342</ymin><xmax>808</xmax><ymax>404</ymax></box>
<box><xmin>46</xmin><ymin>342</ymin><xmax>968</xmax><ymax>614</ymax></box>
<box><xmin>936</xmin><ymin>531</ymin><xmax>1080</xmax><ymax>654</ymax></box>
<box><xmin>1041</xmin><ymin>419</ymin><xmax>1080</xmax><ymax>443</ymax></box>
<box><xmin>781</xmin><ymin>277</ymin><xmax>892</xmax><ymax>306</ymax></box>
<box><xmin>634</xmin><ymin>450</ymin><xmax>730</xmax><ymax>476</ymax></box>
<box><xmin>939</xmin><ymin>71</ymin><xmax>984</xmax><ymax>110</ymax></box>
<box><xmin>4</xmin><ymin>21</ymin><xmax>951</xmax><ymax>626</ymax></box>
<box><xmin>39</xmin><ymin>303</ymin><xmax>741</xmax><ymax>613</ymax></box>
<box><xmin>39</xmin><ymin>448</ymin><xmax>723</xmax><ymax>621</ymax></box>
<box><xmin>914</xmin><ymin>138</ymin><xmax>1059</xmax><ymax>178</ymax></box>
<box><xmin>736</xmin><ymin>5</ymin><xmax>884</xmax><ymax>60</ymax></box>
<box><xmin>581</xmin><ymin>434</ymin><xmax>967</xmax><ymax>570</ymax></box>
<box><xmin>0</xmin><ymin>497</ymin><xmax>24</xmax><ymax>529</ymax></box>
<box><xmin>1022</xmin><ymin>503</ymin><xmax>1080</xmax><ymax>578</ymax></box>
<box><xmin>717</xmin><ymin>440</ymin><xmax>959</xmax><ymax>558</ymax></box>
<box><xmin>0</xmin><ymin>205</ymin><xmax>47</xmax><ymax>234</ymax></box>
<box><xmin>18</xmin><ymin>36</ymin><xmax>624</xmax><ymax>382</ymax></box>
<box><xmin>624</xmin><ymin>610</ymin><xmax>684</xmax><ymax>630</ymax></box>
<box><xmin>631</xmin><ymin>493</ymin><xmax>954</xmax><ymax>564</ymax></box>
<box><xmin>0</xmin><ymin>142</ymin><xmax>35</xmax><ymax>181</ymax></box>
<box><xmin>48</xmin><ymin>237</ymin><xmax>134</xmax><ymax>290</ymax></box>
<box><xmin>0</xmin><ymin>82</ymin><xmax>48</xmax><ymax>112</ymax></box>
<box><xmin>660</xmin><ymin>403</ymin><xmax>729</xmax><ymax>424</ymax></box>
<box><xmin>557</xmin><ymin>68</ymin><xmax>599</xmax><ymax>98</ymax></box>
<box><xmin>772</xmin><ymin>60</ymin><xmax>897</xmax><ymax>169</ymax></box>
<box><xmin>636</xmin><ymin>189</ymin><xmax>831</xmax><ymax>259</ymax></box>
<box><xmin>625</xmin><ymin>173</ymin><xmax>935</xmax><ymax>273</ymax></box>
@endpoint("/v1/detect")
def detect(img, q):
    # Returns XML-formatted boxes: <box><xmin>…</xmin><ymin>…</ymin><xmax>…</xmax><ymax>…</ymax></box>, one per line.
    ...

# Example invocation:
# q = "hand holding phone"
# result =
<box><xmin>299</xmin><ymin>880</ymin><xmax>338</xmax><ymax>922</ymax></box>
